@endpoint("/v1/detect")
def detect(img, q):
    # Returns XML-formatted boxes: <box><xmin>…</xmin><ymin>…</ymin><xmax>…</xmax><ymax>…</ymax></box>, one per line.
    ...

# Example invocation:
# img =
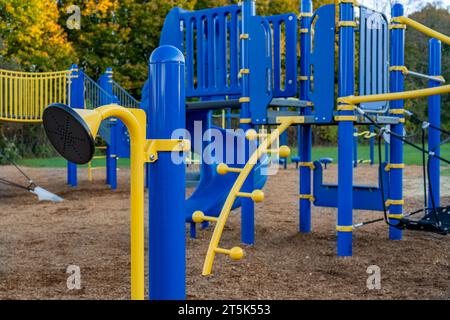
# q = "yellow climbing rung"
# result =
<box><xmin>0</xmin><ymin>69</ymin><xmax>70</xmax><ymax>123</ymax></box>
<box><xmin>192</xmin><ymin>211</ymin><xmax>218</xmax><ymax>223</ymax></box>
<box><xmin>217</xmin><ymin>163</ymin><xmax>243</xmax><ymax>175</ymax></box>
<box><xmin>236</xmin><ymin>190</ymin><xmax>265</xmax><ymax>203</ymax></box>
<box><xmin>214</xmin><ymin>247</ymin><xmax>244</xmax><ymax>260</ymax></box>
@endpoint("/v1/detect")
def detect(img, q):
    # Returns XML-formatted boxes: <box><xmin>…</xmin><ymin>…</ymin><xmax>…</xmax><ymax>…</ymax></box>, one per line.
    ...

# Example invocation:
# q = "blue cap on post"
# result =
<box><xmin>150</xmin><ymin>45</ymin><xmax>185</xmax><ymax>64</ymax></box>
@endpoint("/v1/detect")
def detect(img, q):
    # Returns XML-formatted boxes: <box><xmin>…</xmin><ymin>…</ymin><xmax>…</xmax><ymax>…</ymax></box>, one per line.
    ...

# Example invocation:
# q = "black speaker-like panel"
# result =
<box><xmin>43</xmin><ymin>104</ymin><xmax>95</xmax><ymax>165</ymax></box>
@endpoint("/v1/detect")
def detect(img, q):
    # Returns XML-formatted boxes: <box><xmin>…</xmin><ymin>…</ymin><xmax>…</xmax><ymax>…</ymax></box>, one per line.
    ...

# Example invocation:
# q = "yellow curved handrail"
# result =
<box><xmin>202</xmin><ymin>116</ymin><xmax>301</xmax><ymax>276</ymax></box>
<box><xmin>392</xmin><ymin>17</ymin><xmax>450</xmax><ymax>45</ymax></box>
<box><xmin>338</xmin><ymin>84</ymin><xmax>450</xmax><ymax>105</ymax></box>
<box><xmin>0</xmin><ymin>69</ymin><xmax>70</xmax><ymax>123</ymax></box>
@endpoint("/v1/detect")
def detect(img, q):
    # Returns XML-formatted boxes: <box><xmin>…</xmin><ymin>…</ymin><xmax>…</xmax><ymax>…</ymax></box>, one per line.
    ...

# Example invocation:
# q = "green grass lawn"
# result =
<box><xmin>13</xmin><ymin>143</ymin><xmax>450</xmax><ymax>169</ymax></box>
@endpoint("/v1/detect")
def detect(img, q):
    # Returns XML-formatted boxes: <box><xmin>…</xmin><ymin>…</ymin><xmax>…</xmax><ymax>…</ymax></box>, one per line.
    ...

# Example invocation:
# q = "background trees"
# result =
<box><xmin>0</xmin><ymin>0</ymin><xmax>448</xmax><ymax>158</ymax></box>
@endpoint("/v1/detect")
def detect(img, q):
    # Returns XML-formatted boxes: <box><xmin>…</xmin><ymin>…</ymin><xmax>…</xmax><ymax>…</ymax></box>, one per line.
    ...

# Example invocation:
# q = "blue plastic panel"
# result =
<box><xmin>160</xmin><ymin>6</ymin><xmax>242</xmax><ymax>98</ymax></box>
<box><xmin>359</xmin><ymin>7</ymin><xmax>389</xmax><ymax>112</ymax></box>
<box><xmin>308</xmin><ymin>4</ymin><xmax>336</xmax><ymax>124</ymax></box>
<box><xmin>248</xmin><ymin>16</ymin><xmax>273</xmax><ymax>124</ymax></box>
<box><xmin>313</xmin><ymin>161</ymin><xmax>390</xmax><ymax>211</ymax></box>
<box><xmin>266</xmin><ymin>13</ymin><xmax>298</xmax><ymax>98</ymax></box>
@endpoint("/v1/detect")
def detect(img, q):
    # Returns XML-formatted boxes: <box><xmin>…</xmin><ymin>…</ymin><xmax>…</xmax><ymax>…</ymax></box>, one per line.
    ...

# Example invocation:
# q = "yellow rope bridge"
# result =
<box><xmin>0</xmin><ymin>69</ymin><xmax>70</xmax><ymax>123</ymax></box>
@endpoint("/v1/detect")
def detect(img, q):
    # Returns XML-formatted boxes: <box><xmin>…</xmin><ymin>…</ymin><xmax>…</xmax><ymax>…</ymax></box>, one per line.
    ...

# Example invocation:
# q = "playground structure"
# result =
<box><xmin>1</xmin><ymin>0</ymin><xmax>450</xmax><ymax>301</ymax></box>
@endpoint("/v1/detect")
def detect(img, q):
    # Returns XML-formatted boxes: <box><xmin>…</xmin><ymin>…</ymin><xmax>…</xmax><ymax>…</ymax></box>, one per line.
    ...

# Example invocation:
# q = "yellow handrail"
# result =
<box><xmin>392</xmin><ymin>17</ymin><xmax>450</xmax><ymax>45</ymax></box>
<box><xmin>338</xmin><ymin>84</ymin><xmax>450</xmax><ymax>105</ymax></box>
<box><xmin>202</xmin><ymin>116</ymin><xmax>301</xmax><ymax>276</ymax></box>
<box><xmin>0</xmin><ymin>69</ymin><xmax>70</xmax><ymax>123</ymax></box>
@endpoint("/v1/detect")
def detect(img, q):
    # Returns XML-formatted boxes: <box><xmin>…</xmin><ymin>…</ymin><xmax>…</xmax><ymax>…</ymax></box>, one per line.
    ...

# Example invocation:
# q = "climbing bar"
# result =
<box><xmin>236</xmin><ymin>190</ymin><xmax>265</xmax><ymax>203</ymax></box>
<box><xmin>192</xmin><ymin>211</ymin><xmax>218</xmax><ymax>223</ymax></box>
<box><xmin>391</xmin><ymin>17</ymin><xmax>450</xmax><ymax>45</ymax></box>
<box><xmin>214</xmin><ymin>247</ymin><xmax>244</xmax><ymax>260</ymax></box>
<box><xmin>245</xmin><ymin>129</ymin><xmax>270</xmax><ymax>141</ymax></box>
<box><xmin>202</xmin><ymin>117</ymin><xmax>296</xmax><ymax>276</ymax></box>
<box><xmin>217</xmin><ymin>163</ymin><xmax>243</xmax><ymax>175</ymax></box>
<box><xmin>338</xmin><ymin>84</ymin><xmax>450</xmax><ymax>105</ymax></box>
<box><xmin>265</xmin><ymin>146</ymin><xmax>291</xmax><ymax>158</ymax></box>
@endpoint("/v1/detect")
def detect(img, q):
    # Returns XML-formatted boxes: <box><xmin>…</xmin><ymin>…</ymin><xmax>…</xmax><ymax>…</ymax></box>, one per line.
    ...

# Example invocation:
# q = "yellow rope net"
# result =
<box><xmin>0</xmin><ymin>69</ymin><xmax>70</xmax><ymax>123</ymax></box>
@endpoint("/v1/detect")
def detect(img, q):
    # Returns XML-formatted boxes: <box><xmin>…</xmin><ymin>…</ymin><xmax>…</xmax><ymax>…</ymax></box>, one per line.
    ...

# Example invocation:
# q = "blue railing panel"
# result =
<box><xmin>308</xmin><ymin>4</ymin><xmax>336</xmax><ymax>124</ymax></box>
<box><xmin>359</xmin><ymin>7</ymin><xmax>389</xmax><ymax>112</ymax></box>
<box><xmin>161</xmin><ymin>6</ymin><xmax>242</xmax><ymax>98</ymax></box>
<box><xmin>266</xmin><ymin>13</ymin><xmax>298</xmax><ymax>98</ymax></box>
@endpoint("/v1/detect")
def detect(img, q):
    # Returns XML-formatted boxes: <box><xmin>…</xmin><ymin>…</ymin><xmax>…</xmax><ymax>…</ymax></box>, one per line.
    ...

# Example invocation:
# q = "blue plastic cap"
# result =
<box><xmin>71</xmin><ymin>64</ymin><xmax>78</xmax><ymax>69</ymax></box>
<box><xmin>392</xmin><ymin>3</ymin><xmax>404</xmax><ymax>16</ymax></box>
<box><xmin>150</xmin><ymin>45</ymin><xmax>185</xmax><ymax>64</ymax></box>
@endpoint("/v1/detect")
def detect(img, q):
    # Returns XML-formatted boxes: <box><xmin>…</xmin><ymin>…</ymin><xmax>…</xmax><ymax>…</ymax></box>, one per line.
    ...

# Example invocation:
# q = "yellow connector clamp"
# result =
<box><xmin>299</xmin><ymin>194</ymin><xmax>315</xmax><ymax>202</ymax></box>
<box><xmin>389</xmin><ymin>66</ymin><xmax>409</xmax><ymax>74</ymax></box>
<box><xmin>299</xmin><ymin>162</ymin><xmax>315</xmax><ymax>170</ymax></box>
<box><xmin>334</xmin><ymin>116</ymin><xmax>358</xmax><ymax>122</ymax></box>
<box><xmin>385</xmin><ymin>199</ymin><xmax>405</xmax><ymax>207</ymax></box>
<box><xmin>239</xmin><ymin>97</ymin><xmax>250</xmax><ymax>103</ymax></box>
<box><xmin>336</xmin><ymin>225</ymin><xmax>353</xmax><ymax>232</ymax></box>
<box><xmin>385</xmin><ymin>163</ymin><xmax>405</xmax><ymax>171</ymax></box>
<box><xmin>388</xmin><ymin>213</ymin><xmax>405</xmax><ymax>220</ymax></box>
<box><xmin>145</xmin><ymin>139</ymin><xmax>190</xmax><ymax>163</ymax></box>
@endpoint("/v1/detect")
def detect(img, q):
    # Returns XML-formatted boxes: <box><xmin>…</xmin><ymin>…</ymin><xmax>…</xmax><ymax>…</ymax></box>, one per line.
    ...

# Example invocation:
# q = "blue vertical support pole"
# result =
<box><xmin>369</xmin><ymin>125</ymin><xmax>375</xmax><ymax>165</ymax></box>
<box><xmin>337</xmin><ymin>1</ymin><xmax>355</xmax><ymax>256</ymax></box>
<box><xmin>148</xmin><ymin>46</ymin><xmax>186</xmax><ymax>300</ymax></box>
<box><xmin>388</xmin><ymin>3</ymin><xmax>405</xmax><ymax>240</ymax></box>
<box><xmin>299</xmin><ymin>0</ymin><xmax>313</xmax><ymax>233</ymax></box>
<box><xmin>280</xmin><ymin>121</ymin><xmax>288</xmax><ymax>170</ymax></box>
<box><xmin>67</xmin><ymin>64</ymin><xmax>84</xmax><ymax>187</ymax></box>
<box><xmin>99</xmin><ymin>68</ymin><xmax>117</xmax><ymax>190</ymax></box>
<box><xmin>428</xmin><ymin>39</ymin><xmax>441</xmax><ymax>208</ymax></box>
<box><xmin>240</xmin><ymin>0</ymin><xmax>256</xmax><ymax>245</ymax></box>
<box><xmin>353</xmin><ymin>128</ymin><xmax>358</xmax><ymax>168</ymax></box>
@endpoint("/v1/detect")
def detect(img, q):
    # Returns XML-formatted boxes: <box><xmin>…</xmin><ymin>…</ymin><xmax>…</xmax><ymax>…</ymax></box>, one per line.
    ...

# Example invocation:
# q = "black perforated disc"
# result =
<box><xmin>43</xmin><ymin>104</ymin><xmax>95</xmax><ymax>165</ymax></box>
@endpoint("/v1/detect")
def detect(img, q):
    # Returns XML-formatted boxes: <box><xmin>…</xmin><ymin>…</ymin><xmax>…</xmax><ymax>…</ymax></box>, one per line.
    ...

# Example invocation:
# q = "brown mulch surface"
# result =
<box><xmin>0</xmin><ymin>164</ymin><xmax>449</xmax><ymax>300</ymax></box>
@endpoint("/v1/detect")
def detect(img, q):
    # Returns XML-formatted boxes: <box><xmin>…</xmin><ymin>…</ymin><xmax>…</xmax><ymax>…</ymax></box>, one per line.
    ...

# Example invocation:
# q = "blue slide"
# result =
<box><xmin>185</xmin><ymin>110</ymin><xmax>267</xmax><ymax>221</ymax></box>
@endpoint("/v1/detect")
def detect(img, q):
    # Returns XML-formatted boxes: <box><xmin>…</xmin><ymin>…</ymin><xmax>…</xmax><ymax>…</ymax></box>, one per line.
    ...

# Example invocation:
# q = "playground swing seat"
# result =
<box><xmin>0</xmin><ymin>150</ymin><xmax>63</xmax><ymax>202</ymax></box>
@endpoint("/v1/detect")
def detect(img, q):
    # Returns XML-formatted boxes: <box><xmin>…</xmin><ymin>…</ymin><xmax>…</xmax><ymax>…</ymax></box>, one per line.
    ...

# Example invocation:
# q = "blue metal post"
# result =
<box><xmin>337</xmin><ymin>1</ymin><xmax>355</xmax><ymax>256</ymax></box>
<box><xmin>99</xmin><ymin>68</ymin><xmax>117</xmax><ymax>190</ymax></box>
<box><xmin>428</xmin><ymin>39</ymin><xmax>441</xmax><ymax>208</ymax></box>
<box><xmin>299</xmin><ymin>0</ymin><xmax>313</xmax><ymax>233</ymax></box>
<box><xmin>353</xmin><ymin>128</ymin><xmax>358</xmax><ymax>168</ymax></box>
<box><xmin>280</xmin><ymin>123</ymin><xmax>288</xmax><ymax>170</ymax></box>
<box><xmin>370</xmin><ymin>125</ymin><xmax>375</xmax><ymax>165</ymax></box>
<box><xmin>240</xmin><ymin>0</ymin><xmax>256</xmax><ymax>245</ymax></box>
<box><xmin>67</xmin><ymin>64</ymin><xmax>84</xmax><ymax>187</ymax></box>
<box><xmin>148</xmin><ymin>46</ymin><xmax>186</xmax><ymax>300</ymax></box>
<box><xmin>388</xmin><ymin>3</ymin><xmax>405</xmax><ymax>240</ymax></box>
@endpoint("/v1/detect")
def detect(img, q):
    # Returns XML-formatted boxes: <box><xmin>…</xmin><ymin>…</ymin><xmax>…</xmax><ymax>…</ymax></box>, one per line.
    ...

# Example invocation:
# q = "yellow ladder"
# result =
<box><xmin>191</xmin><ymin>116</ymin><xmax>303</xmax><ymax>275</ymax></box>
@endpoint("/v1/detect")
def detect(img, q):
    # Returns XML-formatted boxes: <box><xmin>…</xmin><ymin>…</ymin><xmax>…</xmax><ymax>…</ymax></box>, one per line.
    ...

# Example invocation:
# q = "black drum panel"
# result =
<box><xmin>43</xmin><ymin>104</ymin><xmax>95</xmax><ymax>165</ymax></box>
